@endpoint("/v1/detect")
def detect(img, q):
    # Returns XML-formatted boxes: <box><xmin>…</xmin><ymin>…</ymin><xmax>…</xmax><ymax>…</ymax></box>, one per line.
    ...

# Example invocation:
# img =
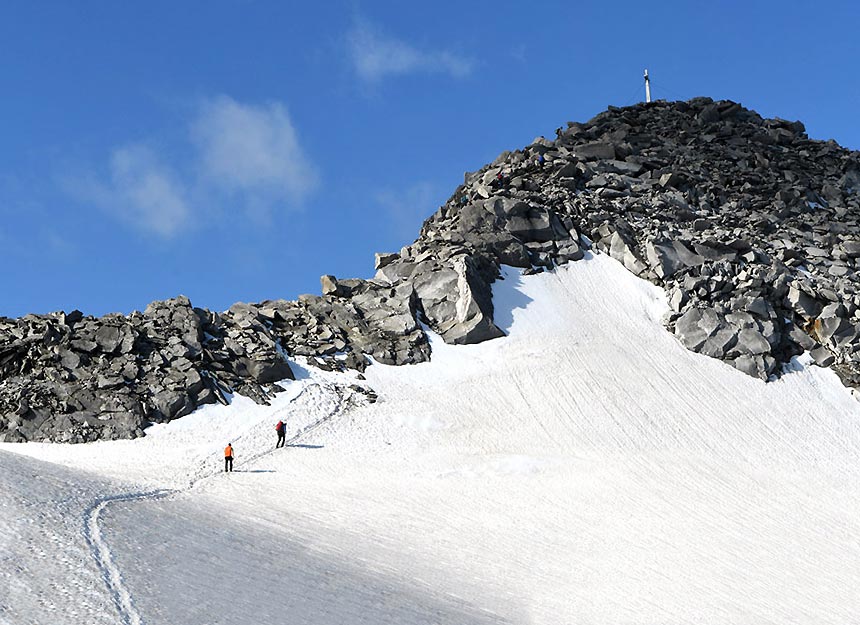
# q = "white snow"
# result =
<box><xmin>2</xmin><ymin>251</ymin><xmax>860</xmax><ymax>624</ymax></box>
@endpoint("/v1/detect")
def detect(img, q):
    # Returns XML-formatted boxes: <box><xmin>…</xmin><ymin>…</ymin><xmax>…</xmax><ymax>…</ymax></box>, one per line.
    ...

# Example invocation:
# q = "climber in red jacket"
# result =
<box><xmin>275</xmin><ymin>420</ymin><xmax>286</xmax><ymax>449</ymax></box>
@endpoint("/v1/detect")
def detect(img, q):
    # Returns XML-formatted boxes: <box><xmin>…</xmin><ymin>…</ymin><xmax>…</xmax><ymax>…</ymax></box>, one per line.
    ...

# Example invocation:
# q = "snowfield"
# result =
<box><xmin>2</xmin><ymin>251</ymin><xmax>860</xmax><ymax>624</ymax></box>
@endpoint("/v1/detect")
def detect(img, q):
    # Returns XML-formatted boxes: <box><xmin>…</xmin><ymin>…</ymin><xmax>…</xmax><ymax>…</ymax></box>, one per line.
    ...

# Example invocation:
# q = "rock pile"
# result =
<box><xmin>0</xmin><ymin>289</ymin><xmax>428</xmax><ymax>442</ymax></box>
<box><xmin>3</xmin><ymin>97</ymin><xmax>860</xmax><ymax>442</ymax></box>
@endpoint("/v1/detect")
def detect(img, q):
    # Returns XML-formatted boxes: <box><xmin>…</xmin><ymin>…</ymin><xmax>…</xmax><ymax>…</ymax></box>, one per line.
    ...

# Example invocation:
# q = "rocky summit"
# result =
<box><xmin>3</xmin><ymin>97</ymin><xmax>860</xmax><ymax>443</ymax></box>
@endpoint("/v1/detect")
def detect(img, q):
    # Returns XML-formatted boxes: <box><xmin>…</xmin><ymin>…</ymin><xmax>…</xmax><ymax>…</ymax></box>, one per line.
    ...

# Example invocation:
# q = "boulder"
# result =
<box><xmin>59</xmin><ymin>350</ymin><xmax>80</xmax><ymax>370</ymax></box>
<box><xmin>415</xmin><ymin>256</ymin><xmax>503</xmax><ymax>345</ymax></box>
<box><xmin>674</xmin><ymin>308</ymin><xmax>710</xmax><ymax>351</ymax></box>
<box><xmin>786</xmin><ymin>286</ymin><xmax>821</xmax><ymax>319</ymax></box>
<box><xmin>151</xmin><ymin>389</ymin><xmax>194</xmax><ymax>421</ymax></box>
<box><xmin>571</xmin><ymin>142</ymin><xmax>616</xmax><ymax>161</ymax></box>
<box><xmin>733</xmin><ymin>328</ymin><xmax>771</xmax><ymax>356</ymax></box>
<box><xmin>374</xmin><ymin>253</ymin><xmax>399</xmax><ymax>270</ymax></box>
<box><xmin>700</xmin><ymin>326</ymin><xmax>737</xmax><ymax>359</ymax></box>
<box><xmin>321</xmin><ymin>275</ymin><xmax>341</xmax><ymax>297</ymax></box>
<box><xmin>810</xmin><ymin>346</ymin><xmax>836</xmax><ymax>367</ymax></box>
<box><xmin>608</xmin><ymin>231</ymin><xmax>648</xmax><ymax>276</ymax></box>
<box><xmin>645</xmin><ymin>240</ymin><xmax>684</xmax><ymax>279</ymax></box>
<box><xmin>95</xmin><ymin>326</ymin><xmax>122</xmax><ymax>353</ymax></box>
<box><xmin>731</xmin><ymin>355</ymin><xmax>767</xmax><ymax>379</ymax></box>
<box><xmin>238</xmin><ymin>357</ymin><xmax>294</xmax><ymax>384</ymax></box>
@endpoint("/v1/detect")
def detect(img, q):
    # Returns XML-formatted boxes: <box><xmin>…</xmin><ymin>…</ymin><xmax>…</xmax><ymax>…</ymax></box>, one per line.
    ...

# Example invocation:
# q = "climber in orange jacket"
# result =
<box><xmin>224</xmin><ymin>443</ymin><xmax>234</xmax><ymax>472</ymax></box>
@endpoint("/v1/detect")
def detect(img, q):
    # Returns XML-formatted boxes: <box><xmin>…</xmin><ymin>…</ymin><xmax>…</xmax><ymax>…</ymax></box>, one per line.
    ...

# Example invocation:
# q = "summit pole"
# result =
<box><xmin>644</xmin><ymin>69</ymin><xmax>652</xmax><ymax>103</ymax></box>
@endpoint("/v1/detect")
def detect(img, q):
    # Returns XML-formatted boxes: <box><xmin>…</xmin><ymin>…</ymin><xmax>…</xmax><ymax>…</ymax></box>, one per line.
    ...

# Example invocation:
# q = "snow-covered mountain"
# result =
<box><xmin>3</xmin><ymin>99</ymin><xmax>860</xmax><ymax>623</ymax></box>
<box><xmin>5</xmin><ymin>98</ymin><xmax>860</xmax><ymax>444</ymax></box>
<box><xmin>3</xmin><ymin>252</ymin><xmax>860</xmax><ymax>624</ymax></box>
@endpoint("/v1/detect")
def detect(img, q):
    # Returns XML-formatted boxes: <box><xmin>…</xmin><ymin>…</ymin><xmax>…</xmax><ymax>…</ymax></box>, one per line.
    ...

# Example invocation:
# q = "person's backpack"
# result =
<box><xmin>276</xmin><ymin>420</ymin><xmax>284</xmax><ymax>432</ymax></box>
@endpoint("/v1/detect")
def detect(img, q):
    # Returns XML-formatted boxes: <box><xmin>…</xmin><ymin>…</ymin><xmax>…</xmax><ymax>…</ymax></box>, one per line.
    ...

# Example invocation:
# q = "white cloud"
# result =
<box><xmin>68</xmin><ymin>96</ymin><xmax>318</xmax><ymax>239</ymax></box>
<box><xmin>348</xmin><ymin>19</ymin><xmax>474</xmax><ymax>82</ymax></box>
<box><xmin>72</xmin><ymin>144</ymin><xmax>191</xmax><ymax>238</ymax></box>
<box><xmin>192</xmin><ymin>96</ymin><xmax>318</xmax><ymax>205</ymax></box>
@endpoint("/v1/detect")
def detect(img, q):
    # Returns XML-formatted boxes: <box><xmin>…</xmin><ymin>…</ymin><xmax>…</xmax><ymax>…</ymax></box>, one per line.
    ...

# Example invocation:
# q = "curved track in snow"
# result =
<box><xmin>84</xmin><ymin>490</ymin><xmax>173</xmax><ymax>625</ymax></box>
<box><xmin>82</xmin><ymin>380</ymin><xmax>350</xmax><ymax>625</ymax></box>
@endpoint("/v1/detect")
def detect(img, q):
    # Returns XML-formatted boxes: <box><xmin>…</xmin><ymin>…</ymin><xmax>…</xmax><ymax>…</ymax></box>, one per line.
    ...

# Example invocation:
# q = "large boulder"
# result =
<box><xmin>414</xmin><ymin>255</ymin><xmax>504</xmax><ymax>345</ymax></box>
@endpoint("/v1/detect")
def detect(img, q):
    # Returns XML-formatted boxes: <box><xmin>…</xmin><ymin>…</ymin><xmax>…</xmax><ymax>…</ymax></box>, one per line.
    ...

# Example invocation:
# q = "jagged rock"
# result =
<box><xmin>571</xmin><ymin>142</ymin><xmax>616</xmax><ymax>161</ymax></box>
<box><xmin>810</xmin><ymin>346</ymin><xmax>836</xmax><ymax>367</ymax></box>
<box><xmin>608</xmin><ymin>230</ymin><xmax>648</xmax><ymax>276</ymax></box>
<box><xmin>733</xmin><ymin>328</ymin><xmax>771</xmax><ymax>356</ymax></box>
<box><xmin>732</xmin><ymin>355</ymin><xmax>765</xmax><ymax>379</ymax></box>
<box><xmin>59</xmin><ymin>349</ymin><xmax>80</xmax><ymax>370</ymax></box>
<box><xmin>674</xmin><ymin>308</ymin><xmax>710</xmax><ymax>351</ymax></box>
<box><xmin>71</xmin><ymin>338</ymin><xmax>97</xmax><ymax>353</ymax></box>
<box><xmin>812</xmin><ymin>315</ymin><xmax>852</xmax><ymax>346</ymax></box>
<box><xmin>414</xmin><ymin>255</ymin><xmax>503</xmax><ymax>344</ymax></box>
<box><xmin>374</xmin><ymin>253</ymin><xmax>399</xmax><ymax>270</ymax></box>
<box><xmin>645</xmin><ymin>240</ymin><xmax>684</xmax><ymax>279</ymax></box>
<box><xmin>505</xmin><ymin>206</ymin><xmax>567</xmax><ymax>242</ymax></box>
<box><xmin>700</xmin><ymin>326</ymin><xmax>737</xmax><ymax>359</ymax></box>
<box><xmin>787</xmin><ymin>286</ymin><xmax>821</xmax><ymax>319</ymax></box>
<box><xmin>151</xmin><ymin>389</ymin><xmax>194</xmax><ymax>421</ymax></box>
<box><xmin>321</xmin><ymin>275</ymin><xmax>340</xmax><ymax>297</ymax></box>
<box><xmin>237</xmin><ymin>356</ymin><xmax>294</xmax><ymax>384</ymax></box>
<box><xmin>556</xmin><ymin>240</ymin><xmax>584</xmax><ymax>263</ymax></box>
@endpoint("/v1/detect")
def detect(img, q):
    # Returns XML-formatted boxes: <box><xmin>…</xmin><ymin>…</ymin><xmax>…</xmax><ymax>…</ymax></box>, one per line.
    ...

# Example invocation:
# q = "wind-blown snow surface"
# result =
<box><xmin>3</xmin><ymin>252</ymin><xmax>860</xmax><ymax>624</ymax></box>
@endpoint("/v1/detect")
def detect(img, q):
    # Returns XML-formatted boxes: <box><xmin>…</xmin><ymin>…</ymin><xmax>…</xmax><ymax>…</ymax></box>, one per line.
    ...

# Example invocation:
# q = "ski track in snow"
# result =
<box><xmin>81</xmin><ymin>380</ymin><xmax>350</xmax><ymax>625</ymax></box>
<box><xmin>83</xmin><ymin>491</ymin><xmax>172</xmax><ymax>625</ymax></box>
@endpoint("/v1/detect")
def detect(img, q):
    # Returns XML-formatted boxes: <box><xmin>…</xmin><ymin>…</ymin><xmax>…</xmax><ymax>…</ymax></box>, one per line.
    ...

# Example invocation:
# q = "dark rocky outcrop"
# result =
<box><xmin>4</xmin><ymin>97</ymin><xmax>860</xmax><ymax>442</ymax></box>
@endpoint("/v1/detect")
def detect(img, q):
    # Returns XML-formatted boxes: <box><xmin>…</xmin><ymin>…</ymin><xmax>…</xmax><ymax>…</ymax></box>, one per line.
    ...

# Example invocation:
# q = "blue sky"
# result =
<box><xmin>2</xmin><ymin>1</ymin><xmax>858</xmax><ymax>317</ymax></box>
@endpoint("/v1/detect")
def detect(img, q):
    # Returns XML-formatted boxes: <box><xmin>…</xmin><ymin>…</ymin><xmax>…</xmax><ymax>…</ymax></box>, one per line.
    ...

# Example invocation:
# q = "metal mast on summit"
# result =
<box><xmin>644</xmin><ymin>69</ymin><xmax>652</xmax><ymax>103</ymax></box>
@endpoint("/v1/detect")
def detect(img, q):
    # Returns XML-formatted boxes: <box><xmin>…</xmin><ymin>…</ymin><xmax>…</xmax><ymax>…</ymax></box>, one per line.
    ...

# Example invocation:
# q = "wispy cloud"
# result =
<box><xmin>192</xmin><ymin>96</ymin><xmax>318</xmax><ymax>205</ymax></box>
<box><xmin>68</xmin><ymin>96</ymin><xmax>318</xmax><ymax>238</ymax></box>
<box><xmin>70</xmin><ymin>144</ymin><xmax>190</xmax><ymax>238</ymax></box>
<box><xmin>348</xmin><ymin>19</ymin><xmax>474</xmax><ymax>82</ymax></box>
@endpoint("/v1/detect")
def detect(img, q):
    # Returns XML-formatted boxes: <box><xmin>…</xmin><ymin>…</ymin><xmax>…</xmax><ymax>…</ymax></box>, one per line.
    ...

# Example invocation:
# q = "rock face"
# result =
<box><xmin>3</xmin><ymin>97</ymin><xmax>860</xmax><ymax>442</ymax></box>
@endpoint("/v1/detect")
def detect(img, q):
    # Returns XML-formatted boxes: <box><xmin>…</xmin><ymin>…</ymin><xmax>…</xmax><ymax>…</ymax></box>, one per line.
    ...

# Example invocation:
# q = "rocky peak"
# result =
<box><xmin>3</xmin><ymin>97</ymin><xmax>860</xmax><ymax>442</ymax></box>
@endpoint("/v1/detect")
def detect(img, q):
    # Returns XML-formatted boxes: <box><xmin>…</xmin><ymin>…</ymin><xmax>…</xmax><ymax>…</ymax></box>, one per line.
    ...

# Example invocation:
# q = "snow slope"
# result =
<box><xmin>0</xmin><ymin>453</ymin><xmax>118</xmax><ymax>625</ymax></box>
<box><xmin>3</xmin><ymin>251</ymin><xmax>860</xmax><ymax>624</ymax></box>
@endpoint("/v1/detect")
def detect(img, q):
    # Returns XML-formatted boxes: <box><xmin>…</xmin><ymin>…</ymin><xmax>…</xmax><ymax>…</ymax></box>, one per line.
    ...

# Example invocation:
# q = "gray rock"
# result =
<box><xmin>700</xmin><ymin>326</ymin><xmax>737</xmax><ymax>359</ymax></box>
<box><xmin>416</xmin><ymin>255</ymin><xmax>503</xmax><ymax>345</ymax></box>
<box><xmin>59</xmin><ymin>350</ymin><xmax>80</xmax><ymax>370</ymax></box>
<box><xmin>556</xmin><ymin>241</ymin><xmax>584</xmax><ymax>263</ymax></box>
<box><xmin>786</xmin><ymin>286</ymin><xmax>821</xmax><ymax>319</ymax></box>
<box><xmin>95</xmin><ymin>326</ymin><xmax>122</xmax><ymax>353</ymax></box>
<box><xmin>787</xmin><ymin>323</ymin><xmax>817</xmax><ymax>350</ymax></box>
<box><xmin>734</xmin><ymin>328</ymin><xmax>771</xmax><ymax>356</ymax></box>
<box><xmin>608</xmin><ymin>231</ymin><xmax>648</xmax><ymax>276</ymax></box>
<box><xmin>374</xmin><ymin>253</ymin><xmax>399</xmax><ymax>270</ymax></box>
<box><xmin>238</xmin><ymin>357</ymin><xmax>294</xmax><ymax>384</ymax></box>
<box><xmin>813</xmin><ymin>315</ymin><xmax>851</xmax><ymax>345</ymax></box>
<box><xmin>71</xmin><ymin>339</ymin><xmax>98</xmax><ymax>353</ymax></box>
<box><xmin>674</xmin><ymin>308</ymin><xmax>710</xmax><ymax>351</ymax></box>
<box><xmin>732</xmin><ymin>355</ymin><xmax>766</xmax><ymax>379</ymax></box>
<box><xmin>668</xmin><ymin>288</ymin><xmax>688</xmax><ymax>312</ymax></box>
<box><xmin>321</xmin><ymin>275</ymin><xmax>341</xmax><ymax>297</ymax></box>
<box><xmin>810</xmin><ymin>346</ymin><xmax>835</xmax><ymax>367</ymax></box>
<box><xmin>645</xmin><ymin>240</ymin><xmax>684</xmax><ymax>279</ymax></box>
<box><xmin>841</xmin><ymin>241</ymin><xmax>860</xmax><ymax>257</ymax></box>
<box><xmin>571</xmin><ymin>142</ymin><xmax>616</xmax><ymax>161</ymax></box>
<box><xmin>151</xmin><ymin>389</ymin><xmax>194</xmax><ymax>421</ymax></box>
